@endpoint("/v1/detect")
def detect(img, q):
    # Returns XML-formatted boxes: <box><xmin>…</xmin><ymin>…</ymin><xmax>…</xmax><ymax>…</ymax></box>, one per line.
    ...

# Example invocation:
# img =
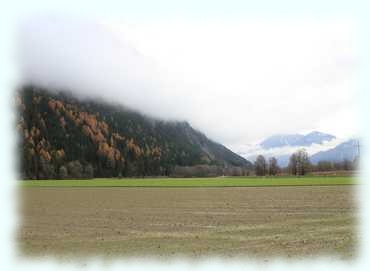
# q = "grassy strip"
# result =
<box><xmin>20</xmin><ymin>176</ymin><xmax>355</xmax><ymax>188</ymax></box>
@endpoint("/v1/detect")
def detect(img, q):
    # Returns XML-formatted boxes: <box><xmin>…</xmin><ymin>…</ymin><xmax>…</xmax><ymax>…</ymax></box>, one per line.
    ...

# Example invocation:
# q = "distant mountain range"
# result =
<box><xmin>260</xmin><ymin>131</ymin><xmax>336</xmax><ymax>149</ymax></box>
<box><xmin>240</xmin><ymin>132</ymin><xmax>358</xmax><ymax>167</ymax></box>
<box><xmin>310</xmin><ymin>139</ymin><xmax>359</xmax><ymax>164</ymax></box>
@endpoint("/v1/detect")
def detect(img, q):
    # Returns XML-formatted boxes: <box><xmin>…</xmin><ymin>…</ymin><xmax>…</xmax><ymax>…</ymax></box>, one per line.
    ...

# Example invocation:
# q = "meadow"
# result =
<box><xmin>20</xmin><ymin>175</ymin><xmax>354</xmax><ymax>188</ymax></box>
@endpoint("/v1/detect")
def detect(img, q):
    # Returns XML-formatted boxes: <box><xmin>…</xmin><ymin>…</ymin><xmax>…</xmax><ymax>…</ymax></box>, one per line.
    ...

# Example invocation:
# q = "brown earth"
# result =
<box><xmin>18</xmin><ymin>186</ymin><xmax>357</xmax><ymax>259</ymax></box>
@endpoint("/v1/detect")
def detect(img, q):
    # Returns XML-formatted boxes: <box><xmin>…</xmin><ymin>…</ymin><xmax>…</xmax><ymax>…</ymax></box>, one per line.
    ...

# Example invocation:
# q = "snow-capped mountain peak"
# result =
<box><xmin>260</xmin><ymin>131</ymin><xmax>336</xmax><ymax>149</ymax></box>
<box><xmin>235</xmin><ymin>131</ymin><xmax>357</xmax><ymax>167</ymax></box>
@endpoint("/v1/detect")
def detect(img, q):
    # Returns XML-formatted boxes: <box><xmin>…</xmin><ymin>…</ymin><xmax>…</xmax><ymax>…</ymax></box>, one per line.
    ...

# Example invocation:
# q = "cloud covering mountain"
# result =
<box><xmin>17</xmin><ymin>15</ymin><xmax>357</xmax><ymax>149</ymax></box>
<box><xmin>260</xmin><ymin>131</ymin><xmax>336</xmax><ymax>149</ymax></box>
<box><xmin>238</xmin><ymin>131</ymin><xmax>356</xmax><ymax>167</ymax></box>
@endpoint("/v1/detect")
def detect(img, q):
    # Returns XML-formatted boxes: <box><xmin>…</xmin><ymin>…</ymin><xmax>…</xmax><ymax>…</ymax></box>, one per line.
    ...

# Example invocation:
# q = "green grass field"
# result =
<box><xmin>20</xmin><ymin>176</ymin><xmax>354</xmax><ymax>188</ymax></box>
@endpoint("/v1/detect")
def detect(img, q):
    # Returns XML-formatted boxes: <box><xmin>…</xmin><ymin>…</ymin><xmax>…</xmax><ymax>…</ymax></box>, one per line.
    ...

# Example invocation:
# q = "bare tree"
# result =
<box><xmin>66</xmin><ymin>160</ymin><xmax>83</xmax><ymax>178</ymax></box>
<box><xmin>268</xmin><ymin>157</ymin><xmax>279</xmax><ymax>176</ymax></box>
<box><xmin>254</xmin><ymin>155</ymin><xmax>267</xmax><ymax>176</ymax></box>
<box><xmin>316</xmin><ymin>160</ymin><xmax>333</xmax><ymax>171</ymax></box>
<box><xmin>58</xmin><ymin>165</ymin><xmax>68</xmax><ymax>179</ymax></box>
<box><xmin>84</xmin><ymin>163</ymin><xmax>94</xmax><ymax>179</ymax></box>
<box><xmin>289</xmin><ymin>149</ymin><xmax>310</xmax><ymax>176</ymax></box>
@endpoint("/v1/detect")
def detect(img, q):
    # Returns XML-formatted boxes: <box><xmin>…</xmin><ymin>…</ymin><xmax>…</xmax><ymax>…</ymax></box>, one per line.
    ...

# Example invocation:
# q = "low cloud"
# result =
<box><xmin>17</xmin><ymin>15</ymin><xmax>180</xmax><ymax>120</ymax></box>
<box><xmin>17</xmin><ymin>15</ymin><xmax>357</xmax><ymax>149</ymax></box>
<box><xmin>238</xmin><ymin>137</ymin><xmax>348</xmax><ymax>163</ymax></box>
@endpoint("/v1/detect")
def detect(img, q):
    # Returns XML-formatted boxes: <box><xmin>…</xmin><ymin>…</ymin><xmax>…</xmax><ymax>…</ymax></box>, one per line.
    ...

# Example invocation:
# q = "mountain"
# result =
<box><xmin>310</xmin><ymin>139</ymin><xmax>359</xmax><ymax>164</ymax></box>
<box><xmin>260</xmin><ymin>131</ymin><xmax>336</xmax><ymax>149</ymax></box>
<box><xmin>17</xmin><ymin>85</ymin><xmax>252</xmax><ymax>179</ymax></box>
<box><xmin>240</xmin><ymin>131</ymin><xmax>344</xmax><ymax>167</ymax></box>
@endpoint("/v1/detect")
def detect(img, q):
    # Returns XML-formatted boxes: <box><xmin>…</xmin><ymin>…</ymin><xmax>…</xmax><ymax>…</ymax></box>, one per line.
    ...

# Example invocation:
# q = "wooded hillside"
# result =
<box><xmin>17</xmin><ymin>85</ymin><xmax>252</xmax><ymax>179</ymax></box>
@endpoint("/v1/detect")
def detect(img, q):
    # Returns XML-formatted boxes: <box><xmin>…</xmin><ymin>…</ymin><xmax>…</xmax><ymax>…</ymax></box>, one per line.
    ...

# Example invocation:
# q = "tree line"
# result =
<box><xmin>253</xmin><ymin>148</ymin><xmax>358</xmax><ymax>176</ymax></box>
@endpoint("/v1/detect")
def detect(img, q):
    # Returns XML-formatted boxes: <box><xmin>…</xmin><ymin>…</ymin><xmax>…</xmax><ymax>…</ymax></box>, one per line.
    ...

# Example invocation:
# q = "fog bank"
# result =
<box><xmin>17</xmin><ymin>15</ymin><xmax>357</xmax><ymax>148</ymax></box>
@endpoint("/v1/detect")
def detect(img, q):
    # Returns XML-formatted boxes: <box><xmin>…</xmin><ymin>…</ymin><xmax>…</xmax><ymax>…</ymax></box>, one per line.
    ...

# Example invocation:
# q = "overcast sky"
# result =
<box><xmin>18</xmin><ymin>15</ymin><xmax>358</xmax><ymax>152</ymax></box>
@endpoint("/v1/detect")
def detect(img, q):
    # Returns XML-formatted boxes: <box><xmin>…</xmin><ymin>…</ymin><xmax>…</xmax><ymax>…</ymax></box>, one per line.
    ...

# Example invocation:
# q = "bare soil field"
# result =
<box><xmin>18</xmin><ymin>186</ymin><xmax>357</xmax><ymax>259</ymax></box>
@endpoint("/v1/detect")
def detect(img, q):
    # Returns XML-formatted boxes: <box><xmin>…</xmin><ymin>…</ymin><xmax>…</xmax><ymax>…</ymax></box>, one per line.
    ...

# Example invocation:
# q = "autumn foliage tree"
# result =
<box><xmin>17</xmin><ymin>85</ymin><xmax>252</xmax><ymax>179</ymax></box>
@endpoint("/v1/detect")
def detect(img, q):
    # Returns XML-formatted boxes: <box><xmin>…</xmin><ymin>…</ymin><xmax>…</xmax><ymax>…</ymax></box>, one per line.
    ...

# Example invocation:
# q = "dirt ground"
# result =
<box><xmin>18</xmin><ymin>186</ymin><xmax>357</xmax><ymax>259</ymax></box>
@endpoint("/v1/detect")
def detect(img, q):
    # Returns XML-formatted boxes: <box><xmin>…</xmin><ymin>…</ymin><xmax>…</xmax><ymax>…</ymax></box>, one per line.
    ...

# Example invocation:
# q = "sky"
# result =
<box><xmin>17</xmin><ymin>15</ymin><xmax>358</xmax><ymax>153</ymax></box>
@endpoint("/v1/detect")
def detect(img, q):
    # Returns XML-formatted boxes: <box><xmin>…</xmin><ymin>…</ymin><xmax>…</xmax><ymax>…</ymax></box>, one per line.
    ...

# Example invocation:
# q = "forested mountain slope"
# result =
<box><xmin>17</xmin><ymin>85</ymin><xmax>252</xmax><ymax>179</ymax></box>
